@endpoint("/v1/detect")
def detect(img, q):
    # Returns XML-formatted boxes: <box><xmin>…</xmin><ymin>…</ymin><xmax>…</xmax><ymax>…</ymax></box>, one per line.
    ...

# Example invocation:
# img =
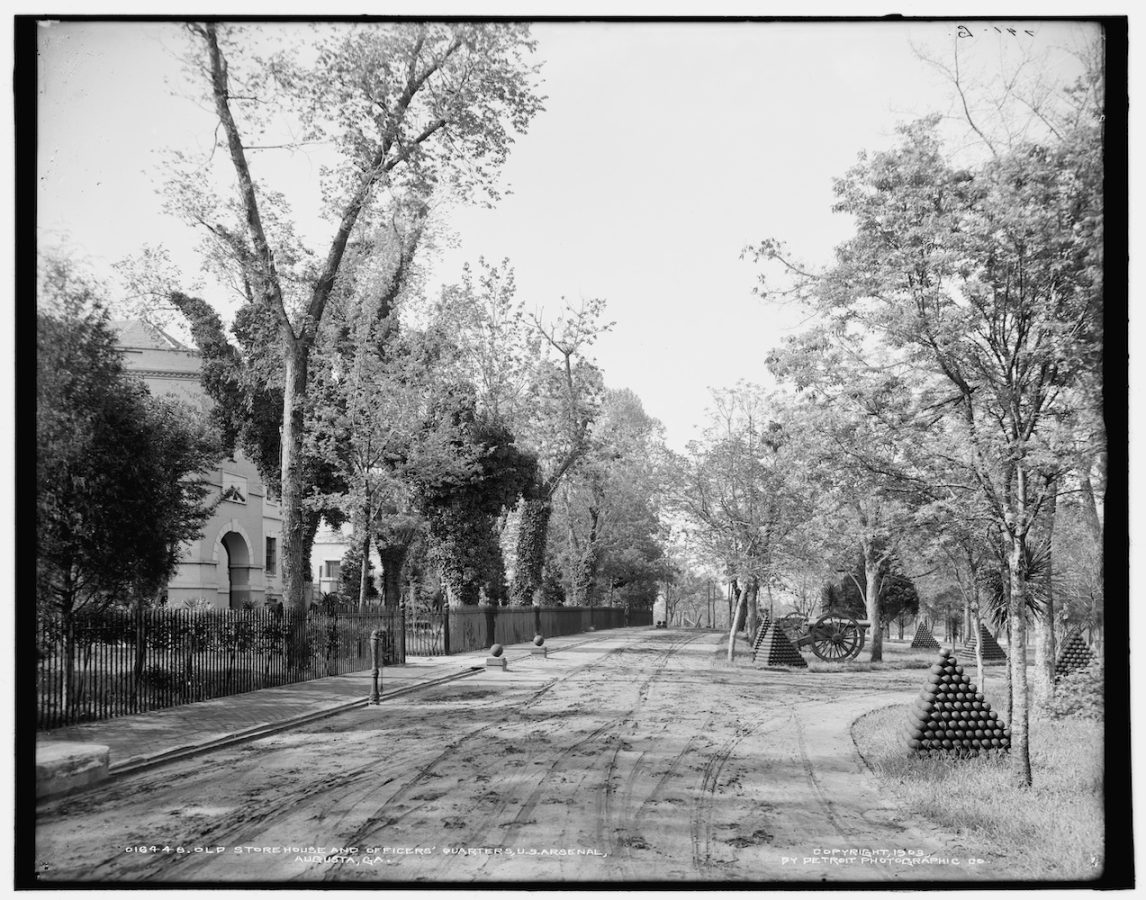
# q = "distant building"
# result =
<box><xmin>312</xmin><ymin>524</ymin><xmax>381</xmax><ymax>600</ymax></box>
<box><xmin>112</xmin><ymin>320</ymin><xmax>283</xmax><ymax>610</ymax></box>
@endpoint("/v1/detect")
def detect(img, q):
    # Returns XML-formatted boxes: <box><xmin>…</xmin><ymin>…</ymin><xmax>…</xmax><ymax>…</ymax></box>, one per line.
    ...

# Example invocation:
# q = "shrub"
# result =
<box><xmin>138</xmin><ymin>664</ymin><xmax>181</xmax><ymax>693</ymax></box>
<box><xmin>1044</xmin><ymin>661</ymin><xmax>1103</xmax><ymax>720</ymax></box>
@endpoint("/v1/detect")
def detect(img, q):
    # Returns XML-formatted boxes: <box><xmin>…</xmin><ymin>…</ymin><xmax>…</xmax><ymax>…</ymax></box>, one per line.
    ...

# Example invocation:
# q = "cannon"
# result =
<box><xmin>776</xmin><ymin>612</ymin><xmax>871</xmax><ymax>661</ymax></box>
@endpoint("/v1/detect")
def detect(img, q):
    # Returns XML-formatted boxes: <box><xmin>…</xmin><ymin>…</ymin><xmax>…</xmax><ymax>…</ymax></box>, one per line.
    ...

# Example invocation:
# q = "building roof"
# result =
<box><xmin>110</xmin><ymin>319</ymin><xmax>194</xmax><ymax>353</ymax></box>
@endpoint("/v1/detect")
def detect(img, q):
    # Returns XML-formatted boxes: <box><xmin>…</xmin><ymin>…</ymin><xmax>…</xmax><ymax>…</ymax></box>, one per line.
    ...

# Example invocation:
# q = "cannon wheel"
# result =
<box><xmin>809</xmin><ymin>614</ymin><xmax>863</xmax><ymax>661</ymax></box>
<box><xmin>777</xmin><ymin>613</ymin><xmax>807</xmax><ymax>647</ymax></box>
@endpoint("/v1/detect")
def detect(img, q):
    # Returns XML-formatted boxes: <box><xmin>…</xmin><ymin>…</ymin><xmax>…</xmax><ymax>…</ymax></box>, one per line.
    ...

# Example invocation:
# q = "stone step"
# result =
<box><xmin>36</xmin><ymin>742</ymin><xmax>110</xmax><ymax>801</ymax></box>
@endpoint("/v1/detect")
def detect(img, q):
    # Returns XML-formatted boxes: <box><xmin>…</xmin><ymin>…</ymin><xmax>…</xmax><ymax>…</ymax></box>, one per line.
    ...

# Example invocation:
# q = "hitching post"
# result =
<box><xmin>369</xmin><ymin>629</ymin><xmax>384</xmax><ymax>704</ymax></box>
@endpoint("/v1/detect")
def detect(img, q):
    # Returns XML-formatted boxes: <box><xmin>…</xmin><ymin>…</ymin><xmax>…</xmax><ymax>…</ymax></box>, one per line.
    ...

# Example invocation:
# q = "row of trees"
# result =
<box><xmin>670</xmin><ymin>35</ymin><xmax>1108</xmax><ymax>788</ymax></box>
<box><xmin>49</xmin><ymin>23</ymin><xmax>673</xmax><ymax>625</ymax></box>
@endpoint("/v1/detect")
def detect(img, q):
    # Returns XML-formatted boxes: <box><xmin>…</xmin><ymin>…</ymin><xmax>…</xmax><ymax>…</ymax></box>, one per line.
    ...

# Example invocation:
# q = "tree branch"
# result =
<box><xmin>198</xmin><ymin>24</ymin><xmax>291</xmax><ymax>338</ymax></box>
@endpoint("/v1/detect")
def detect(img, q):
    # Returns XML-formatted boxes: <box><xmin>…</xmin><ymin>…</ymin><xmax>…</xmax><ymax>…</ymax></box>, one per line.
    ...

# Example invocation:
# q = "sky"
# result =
<box><xmin>35</xmin><ymin>17</ymin><xmax>1102</xmax><ymax>450</ymax></box>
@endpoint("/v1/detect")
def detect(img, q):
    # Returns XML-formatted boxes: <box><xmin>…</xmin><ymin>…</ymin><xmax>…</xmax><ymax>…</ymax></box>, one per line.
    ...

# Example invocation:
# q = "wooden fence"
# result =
<box><xmin>36</xmin><ymin>608</ymin><xmax>403</xmax><ymax>730</ymax></box>
<box><xmin>404</xmin><ymin>605</ymin><xmax>651</xmax><ymax>656</ymax></box>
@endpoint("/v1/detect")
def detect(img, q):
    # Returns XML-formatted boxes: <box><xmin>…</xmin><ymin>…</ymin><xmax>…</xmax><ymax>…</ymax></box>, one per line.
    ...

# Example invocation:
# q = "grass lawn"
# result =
<box><xmin>725</xmin><ymin>632</ymin><xmax>1001</xmax><ymax>671</ymax></box>
<box><xmin>852</xmin><ymin>702</ymin><xmax>1104</xmax><ymax>882</ymax></box>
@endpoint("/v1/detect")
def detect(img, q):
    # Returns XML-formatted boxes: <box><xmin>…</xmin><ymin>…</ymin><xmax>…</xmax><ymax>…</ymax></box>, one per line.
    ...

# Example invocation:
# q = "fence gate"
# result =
<box><xmin>404</xmin><ymin>609</ymin><xmax>449</xmax><ymax>656</ymax></box>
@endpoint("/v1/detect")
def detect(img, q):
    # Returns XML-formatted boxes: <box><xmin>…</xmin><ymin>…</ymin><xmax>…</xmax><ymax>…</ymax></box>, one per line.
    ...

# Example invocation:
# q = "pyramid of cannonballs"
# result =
<box><xmin>964</xmin><ymin>622</ymin><xmax>1007</xmax><ymax>661</ymax></box>
<box><xmin>752</xmin><ymin>619</ymin><xmax>807</xmax><ymax>667</ymax></box>
<box><xmin>750</xmin><ymin>613</ymin><xmax>773</xmax><ymax>654</ymax></box>
<box><xmin>906</xmin><ymin>648</ymin><xmax>1010</xmax><ymax>755</ymax></box>
<box><xmin>910</xmin><ymin>621</ymin><xmax>941</xmax><ymax>650</ymax></box>
<box><xmin>1055</xmin><ymin>631</ymin><xmax>1097</xmax><ymax>679</ymax></box>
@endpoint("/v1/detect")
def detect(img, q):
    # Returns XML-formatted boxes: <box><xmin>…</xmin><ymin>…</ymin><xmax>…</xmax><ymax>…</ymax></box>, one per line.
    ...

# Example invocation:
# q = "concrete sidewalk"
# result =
<box><xmin>35</xmin><ymin>629</ymin><xmax>644</xmax><ymax>799</ymax></box>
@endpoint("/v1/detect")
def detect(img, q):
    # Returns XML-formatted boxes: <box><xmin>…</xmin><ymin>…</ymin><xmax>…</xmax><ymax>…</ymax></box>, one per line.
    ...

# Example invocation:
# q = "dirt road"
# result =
<box><xmin>35</xmin><ymin>629</ymin><xmax>1001</xmax><ymax>884</ymax></box>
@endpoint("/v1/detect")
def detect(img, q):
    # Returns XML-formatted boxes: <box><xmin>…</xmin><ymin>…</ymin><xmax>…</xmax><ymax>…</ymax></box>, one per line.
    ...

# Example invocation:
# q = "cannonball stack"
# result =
<box><xmin>752</xmin><ymin>619</ymin><xmax>807</xmax><ymax>668</ymax></box>
<box><xmin>1055</xmin><ymin>631</ymin><xmax>1097</xmax><ymax>679</ymax></box>
<box><xmin>964</xmin><ymin>622</ymin><xmax>1007</xmax><ymax>661</ymax></box>
<box><xmin>905</xmin><ymin>648</ymin><xmax>1010</xmax><ymax>755</ymax></box>
<box><xmin>910</xmin><ymin>621</ymin><xmax>941</xmax><ymax>650</ymax></box>
<box><xmin>750</xmin><ymin>613</ymin><xmax>773</xmax><ymax>657</ymax></box>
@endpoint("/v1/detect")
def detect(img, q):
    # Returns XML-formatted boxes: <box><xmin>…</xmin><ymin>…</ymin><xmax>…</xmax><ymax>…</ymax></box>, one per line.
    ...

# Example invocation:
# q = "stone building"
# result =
<box><xmin>112</xmin><ymin>320</ymin><xmax>284</xmax><ymax>610</ymax></box>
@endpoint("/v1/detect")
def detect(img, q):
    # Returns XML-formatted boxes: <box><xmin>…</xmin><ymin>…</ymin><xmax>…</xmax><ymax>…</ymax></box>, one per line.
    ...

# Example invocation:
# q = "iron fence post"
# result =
<box><xmin>398</xmin><ymin>606</ymin><xmax>407</xmax><ymax>664</ymax></box>
<box><xmin>369</xmin><ymin>629</ymin><xmax>383</xmax><ymax>704</ymax></box>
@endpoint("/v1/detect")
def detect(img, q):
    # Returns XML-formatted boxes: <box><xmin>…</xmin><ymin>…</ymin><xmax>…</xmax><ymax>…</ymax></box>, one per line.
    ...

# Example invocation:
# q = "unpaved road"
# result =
<box><xmin>36</xmin><ymin>629</ymin><xmax>1001</xmax><ymax>884</ymax></box>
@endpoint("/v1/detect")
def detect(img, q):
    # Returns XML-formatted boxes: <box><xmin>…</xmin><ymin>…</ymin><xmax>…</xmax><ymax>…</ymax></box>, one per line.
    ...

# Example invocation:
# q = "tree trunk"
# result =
<box><xmin>357</xmin><ymin>528</ymin><xmax>371</xmax><ymax>612</ymax></box>
<box><xmin>1079</xmin><ymin>468</ymin><xmax>1104</xmax><ymax>545</ymax></box>
<box><xmin>1033</xmin><ymin>488</ymin><xmax>1057</xmax><ymax>706</ymax></box>
<box><xmin>1007</xmin><ymin>535</ymin><xmax>1033</xmax><ymax>787</ymax></box>
<box><xmin>578</xmin><ymin>506</ymin><xmax>601</xmax><ymax>606</ymax></box>
<box><xmin>972</xmin><ymin>587</ymin><xmax>984</xmax><ymax>693</ymax></box>
<box><xmin>1079</xmin><ymin>464</ymin><xmax>1104</xmax><ymax>650</ymax></box>
<box><xmin>511</xmin><ymin>498</ymin><xmax>551</xmax><ymax>606</ymax></box>
<box><xmin>379</xmin><ymin>545</ymin><xmax>407</xmax><ymax>609</ymax></box>
<box><xmin>743</xmin><ymin>575</ymin><xmax>759</xmax><ymax>642</ymax></box>
<box><xmin>862</xmin><ymin>541</ymin><xmax>884</xmax><ymax>662</ymax></box>
<box><xmin>727</xmin><ymin>585</ymin><xmax>746</xmax><ymax>663</ymax></box>
<box><xmin>278</xmin><ymin>343</ymin><xmax>315</xmax><ymax>671</ymax></box>
<box><xmin>280</xmin><ymin>341</ymin><xmax>311</xmax><ymax>616</ymax></box>
<box><xmin>730</xmin><ymin>578</ymin><xmax>746</xmax><ymax>634</ymax></box>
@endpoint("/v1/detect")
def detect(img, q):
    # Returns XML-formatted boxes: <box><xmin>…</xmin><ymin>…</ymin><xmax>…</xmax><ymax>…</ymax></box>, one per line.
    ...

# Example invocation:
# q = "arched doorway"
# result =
<box><xmin>221</xmin><ymin>531</ymin><xmax>251</xmax><ymax>609</ymax></box>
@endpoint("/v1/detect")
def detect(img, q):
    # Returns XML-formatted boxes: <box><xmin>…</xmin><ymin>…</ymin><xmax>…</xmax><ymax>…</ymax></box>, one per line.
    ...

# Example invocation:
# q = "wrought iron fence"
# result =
<box><xmin>36</xmin><ymin>608</ymin><xmax>403</xmax><ymax>730</ymax></box>
<box><xmin>37</xmin><ymin>603</ymin><xmax>652</xmax><ymax>729</ymax></box>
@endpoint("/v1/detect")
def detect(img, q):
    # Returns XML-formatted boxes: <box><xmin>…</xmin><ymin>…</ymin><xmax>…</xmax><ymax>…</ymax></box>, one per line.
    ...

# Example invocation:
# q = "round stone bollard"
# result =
<box><xmin>486</xmin><ymin>642</ymin><xmax>507</xmax><ymax>670</ymax></box>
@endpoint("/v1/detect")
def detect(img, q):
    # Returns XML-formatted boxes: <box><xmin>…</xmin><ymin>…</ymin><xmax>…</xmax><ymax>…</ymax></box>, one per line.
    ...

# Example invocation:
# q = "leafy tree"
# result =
<box><xmin>338</xmin><ymin>542</ymin><xmax>379</xmax><ymax>605</ymax></box>
<box><xmin>669</xmin><ymin>386</ymin><xmax>811</xmax><ymax>659</ymax></box>
<box><xmin>508</xmin><ymin>300</ymin><xmax>610</xmax><ymax>605</ymax></box>
<box><xmin>37</xmin><ymin>259</ymin><xmax>219</xmax><ymax>614</ymax></box>
<box><xmin>824</xmin><ymin>551</ymin><xmax>920</xmax><ymax>627</ymax></box>
<box><xmin>1049</xmin><ymin>492</ymin><xmax>1104</xmax><ymax>643</ymax></box>
<box><xmin>921</xmin><ymin>585</ymin><xmax>966</xmax><ymax>644</ymax></box>
<box><xmin>435</xmin><ymin>259</ymin><xmax>613</xmax><ymax>607</ymax></box>
<box><xmin>411</xmin><ymin>387</ymin><xmax>537</xmax><ymax>606</ymax></box>
<box><xmin>372</xmin><ymin>506</ymin><xmax>424</xmax><ymax>610</ymax></box>
<box><xmin>549</xmin><ymin>388</ymin><xmax>669</xmax><ymax>607</ymax></box>
<box><xmin>169</xmin><ymin>290</ymin><xmax>350</xmax><ymax>583</ymax></box>
<box><xmin>750</xmin><ymin>111</ymin><xmax>1103</xmax><ymax>785</ymax></box>
<box><xmin>438</xmin><ymin>258</ymin><xmax>542</xmax><ymax>425</ymax></box>
<box><xmin>600</xmin><ymin>537</ymin><xmax>676</xmax><ymax>611</ymax></box>
<box><xmin>37</xmin><ymin>259</ymin><xmax>220</xmax><ymax>709</ymax></box>
<box><xmin>304</xmin><ymin>212</ymin><xmax>472</xmax><ymax>611</ymax></box>
<box><xmin>915</xmin><ymin>31</ymin><xmax>1109</xmax><ymax>706</ymax></box>
<box><xmin>716</xmin><ymin>358</ymin><xmax>927</xmax><ymax>661</ymax></box>
<box><xmin>168</xmin><ymin>22</ymin><xmax>543</xmax><ymax>615</ymax></box>
<box><xmin>661</xmin><ymin>569</ymin><xmax>719</xmax><ymax>628</ymax></box>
